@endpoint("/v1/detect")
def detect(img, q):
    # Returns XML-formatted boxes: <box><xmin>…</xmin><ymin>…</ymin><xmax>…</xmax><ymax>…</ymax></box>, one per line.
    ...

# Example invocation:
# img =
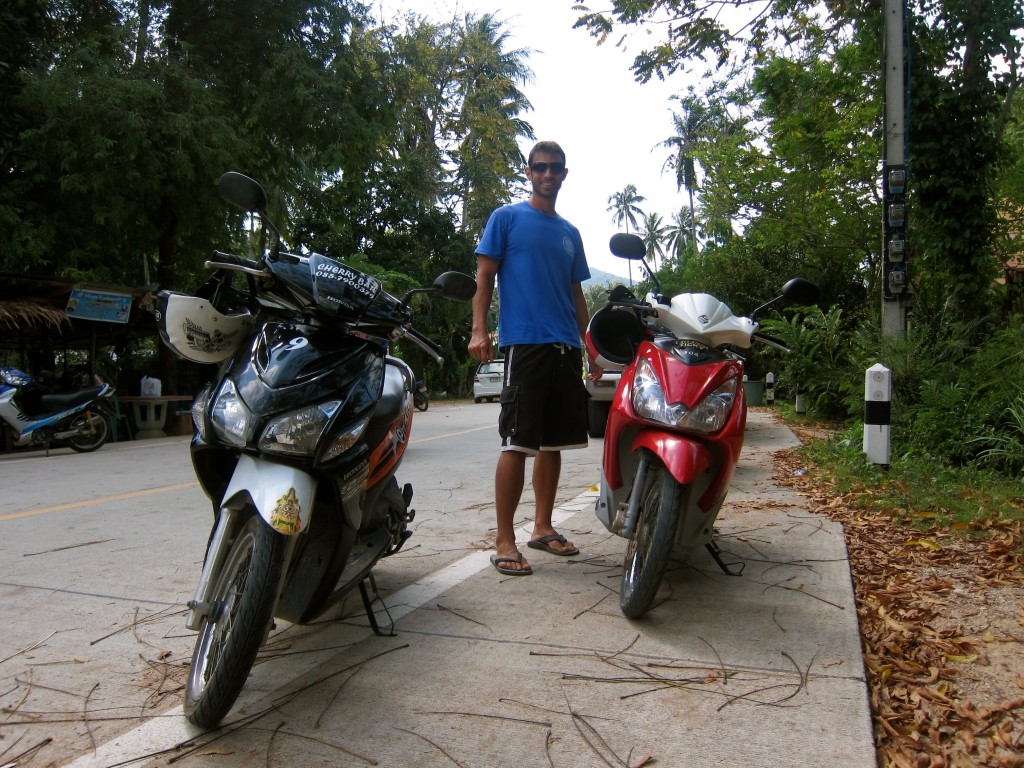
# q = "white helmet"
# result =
<box><xmin>156</xmin><ymin>291</ymin><xmax>252</xmax><ymax>365</ymax></box>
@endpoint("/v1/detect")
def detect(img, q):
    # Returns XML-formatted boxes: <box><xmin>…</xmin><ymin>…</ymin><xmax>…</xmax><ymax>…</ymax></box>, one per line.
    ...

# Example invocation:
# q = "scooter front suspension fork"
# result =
<box><xmin>622</xmin><ymin>452</ymin><xmax>650</xmax><ymax>538</ymax></box>
<box><xmin>185</xmin><ymin>507</ymin><xmax>237</xmax><ymax>630</ymax></box>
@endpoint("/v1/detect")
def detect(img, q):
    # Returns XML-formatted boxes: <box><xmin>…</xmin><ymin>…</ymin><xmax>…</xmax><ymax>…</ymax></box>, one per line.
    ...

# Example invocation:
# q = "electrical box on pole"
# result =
<box><xmin>882</xmin><ymin>0</ymin><xmax>908</xmax><ymax>339</ymax></box>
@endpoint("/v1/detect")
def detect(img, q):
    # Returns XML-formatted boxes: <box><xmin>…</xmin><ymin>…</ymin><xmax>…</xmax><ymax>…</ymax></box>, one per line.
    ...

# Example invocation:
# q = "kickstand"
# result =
<box><xmin>358</xmin><ymin>573</ymin><xmax>396</xmax><ymax>637</ymax></box>
<box><xmin>706</xmin><ymin>540</ymin><xmax>744</xmax><ymax>576</ymax></box>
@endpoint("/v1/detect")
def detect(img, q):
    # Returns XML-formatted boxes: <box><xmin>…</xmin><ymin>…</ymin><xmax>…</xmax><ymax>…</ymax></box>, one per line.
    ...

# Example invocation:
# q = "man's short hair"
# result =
<box><xmin>528</xmin><ymin>140</ymin><xmax>566</xmax><ymax>166</ymax></box>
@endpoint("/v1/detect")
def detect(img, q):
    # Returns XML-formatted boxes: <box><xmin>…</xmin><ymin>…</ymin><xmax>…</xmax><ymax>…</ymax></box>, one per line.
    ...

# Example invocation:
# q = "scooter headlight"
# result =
<box><xmin>631</xmin><ymin>358</ymin><xmax>737</xmax><ymax>434</ymax></box>
<box><xmin>210</xmin><ymin>378</ymin><xmax>253</xmax><ymax>447</ymax></box>
<box><xmin>678</xmin><ymin>377</ymin><xmax>738</xmax><ymax>434</ymax></box>
<box><xmin>631</xmin><ymin>358</ymin><xmax>687</xmax><ymax>426</ymax></box>
<box><xmin>259</xmin><ymin>400</ymin><xmax>342</xmax><ymax>456</ymax></box>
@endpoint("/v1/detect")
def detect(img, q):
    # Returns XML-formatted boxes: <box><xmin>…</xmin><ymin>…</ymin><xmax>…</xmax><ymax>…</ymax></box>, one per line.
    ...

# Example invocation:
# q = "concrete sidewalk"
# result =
<box><xmin>67</xmin><ymin>411</ymin><xmax>876</xmax><ymax>767</ymax></box>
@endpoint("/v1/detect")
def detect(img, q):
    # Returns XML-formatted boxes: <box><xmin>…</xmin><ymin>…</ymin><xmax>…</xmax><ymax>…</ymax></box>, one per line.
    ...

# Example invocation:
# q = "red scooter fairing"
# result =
<box><xmin>603</xmin><ymin>340</ymin><xmax>746</xmax><ymax>513</ymax></box>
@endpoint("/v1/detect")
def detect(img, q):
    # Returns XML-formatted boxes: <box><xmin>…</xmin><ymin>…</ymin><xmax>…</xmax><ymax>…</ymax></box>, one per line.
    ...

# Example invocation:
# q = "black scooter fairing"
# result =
<box><xmin>189</xmin><ymin>321</ymin><xmax>387</xmax><ymax>504</ymax></box>
<box><xmin>232</xmin><ymin>320</ymin><xmax>387</xmax><ymax>427</ymax></box>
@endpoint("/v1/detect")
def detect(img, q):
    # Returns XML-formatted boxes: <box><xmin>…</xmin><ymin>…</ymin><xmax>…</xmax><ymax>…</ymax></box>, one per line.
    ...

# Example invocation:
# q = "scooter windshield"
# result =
<box><xmin>309</xmin><ymin>253</ymin><xmax>382</xmax><ymax>318</ymax></box>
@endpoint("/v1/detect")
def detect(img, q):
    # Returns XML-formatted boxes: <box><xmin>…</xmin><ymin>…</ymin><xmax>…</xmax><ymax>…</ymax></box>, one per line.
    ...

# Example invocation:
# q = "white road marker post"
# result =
<box><xmin>863</xmin><ymin>363</ymin><xmax>891</xmax><ymax>467</ymax></box>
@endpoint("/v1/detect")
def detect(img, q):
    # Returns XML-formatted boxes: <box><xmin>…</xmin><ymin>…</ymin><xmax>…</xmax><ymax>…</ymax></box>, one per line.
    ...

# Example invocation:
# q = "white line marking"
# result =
<box><xmin>63</xmin><ymin>498</ymin><xmax>591</xmax><ymax>767</ymax></box>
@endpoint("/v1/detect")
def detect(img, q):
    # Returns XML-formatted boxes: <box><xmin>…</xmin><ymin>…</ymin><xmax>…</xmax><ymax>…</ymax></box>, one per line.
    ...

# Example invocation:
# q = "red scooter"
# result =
<box><xmin>587</xmin><ymin>233</ymin><xmax>819</xmax><ymax>618</ymax></box>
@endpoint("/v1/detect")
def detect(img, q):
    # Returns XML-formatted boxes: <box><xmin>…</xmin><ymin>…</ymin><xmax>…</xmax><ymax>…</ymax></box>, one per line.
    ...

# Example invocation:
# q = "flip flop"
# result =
<box><xmin>490</xmin><ymin>552</ymin><xmax>533</xmax><ymax>576</ymax></box>
<box><xmin>527</xmin><ymin>533</ymin><xmax>580</xmax><ymax>557</ymax></box>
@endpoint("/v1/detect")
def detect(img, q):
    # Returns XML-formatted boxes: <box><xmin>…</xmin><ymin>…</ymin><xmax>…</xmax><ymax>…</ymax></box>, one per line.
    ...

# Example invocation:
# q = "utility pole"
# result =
<box><xmin>866</xmin><ymin>0</ymin><xmax>907</xmax><ymax>465</ymax></box>
<box><xmin>881</xmin><ymin>0</ymin><xmax>908</xmax><ymax>338</ymax></box>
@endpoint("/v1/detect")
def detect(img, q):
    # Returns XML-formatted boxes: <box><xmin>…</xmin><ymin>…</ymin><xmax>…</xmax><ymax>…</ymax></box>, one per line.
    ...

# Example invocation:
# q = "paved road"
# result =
<box><xmin>0</xmin><ymin>403</ymin><xmax>876</xmax><ymax>767</ymax></box>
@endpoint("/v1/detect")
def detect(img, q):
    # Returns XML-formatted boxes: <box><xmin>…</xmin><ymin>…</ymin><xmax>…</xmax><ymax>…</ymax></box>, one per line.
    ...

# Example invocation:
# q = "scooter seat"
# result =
<box><xmin>39</xmin><ymin>386</ymin><xmax>107</xmax><ymax>413</ymax></box>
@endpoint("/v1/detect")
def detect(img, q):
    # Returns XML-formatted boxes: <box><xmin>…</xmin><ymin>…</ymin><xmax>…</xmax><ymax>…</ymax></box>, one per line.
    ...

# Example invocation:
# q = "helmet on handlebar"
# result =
<box><xmin>587</xmin><ymin>304</ymin><xmax>647</xmax><ymax>367</ymax></box>
<box><xmin>155</xmin><ymin>291</ymin><xmax>253</xmax><ymax>364</ymax></box>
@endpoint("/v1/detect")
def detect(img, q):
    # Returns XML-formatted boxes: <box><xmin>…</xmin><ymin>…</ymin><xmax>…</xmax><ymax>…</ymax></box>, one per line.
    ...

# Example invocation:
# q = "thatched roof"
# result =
<box><xmin>0</xmin><ymin>300</ymin><xmax>71</xmax><ymax>332</ymax></box>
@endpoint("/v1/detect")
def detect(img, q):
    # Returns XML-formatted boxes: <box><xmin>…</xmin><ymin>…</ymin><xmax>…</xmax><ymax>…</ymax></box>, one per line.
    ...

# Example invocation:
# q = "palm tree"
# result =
<box><xmin>452</xmin><ymin>13</ymin><xmax>535</xmax><ymax>234</ymax></box>
<box><xmin>606</xmin><ymin>184</ymin><xmax>646</xmax><ymax>234</ymax></box>
<box><xmin>659</xmin><ymin>93</ymin><xmax>711</xmax><ymax>253</ymax></box>
<box><xmin>639</xmin><ymin>211</ymin><xmax>669</xmax><ymax>271</ymax></box>
<box><xmin>665</xmin><ymin>205</ymin><xmax>695</xmax><ymax>262</ymax></box>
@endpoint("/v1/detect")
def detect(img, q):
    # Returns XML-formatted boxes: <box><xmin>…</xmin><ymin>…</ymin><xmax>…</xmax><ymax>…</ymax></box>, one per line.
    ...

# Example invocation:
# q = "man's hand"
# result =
<box><xmin>468</xmin><ymin>332</ymin><xmax>493</xmax><ymax>363</ymax></box>
<box><xmin>586</xmin><ymin>352</ymin><xmax>603</xmax><ymax>381</ymax></box>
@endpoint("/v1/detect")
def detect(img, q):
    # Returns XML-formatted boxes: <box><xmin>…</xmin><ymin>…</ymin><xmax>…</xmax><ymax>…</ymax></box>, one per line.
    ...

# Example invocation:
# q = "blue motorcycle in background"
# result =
<box><xmin>0</xmin><ymin>366</ymin><xmax>115</xmax><ymax>453</ymax></box>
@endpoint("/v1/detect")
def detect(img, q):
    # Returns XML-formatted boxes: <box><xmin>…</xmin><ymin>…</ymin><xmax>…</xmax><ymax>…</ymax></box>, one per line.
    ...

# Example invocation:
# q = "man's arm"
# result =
<box><xmin>469</xmin><ymin>254</ymin><xmax>499</xmax><ymax>362</ymax></box>
<box><xmin>572</xmin><ymin>283</ymin><xmax>602</xmax><ymax>380</ymax></box>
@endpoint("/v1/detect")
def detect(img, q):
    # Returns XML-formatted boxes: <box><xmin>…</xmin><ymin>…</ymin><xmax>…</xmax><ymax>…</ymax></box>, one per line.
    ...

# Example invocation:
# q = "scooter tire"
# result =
<box><xmin>185</xmin><ymin>513</ymin><xmax>285</xmax><ymax>729</ymax></box>
<box><xmin>619</xmin><ymin>455</ymin><xmax>682</xmax><ymax>618</ymax></box>
<box><xmin>415</xmin><ymin>396</ymin><xmax>428</xmax><ymax>412</ymax></box>
<box><xmin>67</xmin><ymin>408</ymin><xmax>111</xmax><ymax>453</ymax></box>
<box><xmin>586</xmin><ymin>398</ymin><xmax>610</xmax><ymax>438</ymax></box>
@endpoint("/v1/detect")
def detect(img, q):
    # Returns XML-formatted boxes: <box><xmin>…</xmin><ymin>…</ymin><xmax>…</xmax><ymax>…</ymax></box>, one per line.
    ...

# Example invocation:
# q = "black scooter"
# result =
<box><xmin>156</xmin><ymin>172</ymin><xmax>475</xmax><ymax>728</ymax></box>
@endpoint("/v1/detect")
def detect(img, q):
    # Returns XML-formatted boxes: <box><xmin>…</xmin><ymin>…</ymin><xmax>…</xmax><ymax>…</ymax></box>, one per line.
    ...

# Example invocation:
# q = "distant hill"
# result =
<box><xmin>583</xmin><ymin>267</ymin><xmax>629</xmax><ymax>289</ymax></box>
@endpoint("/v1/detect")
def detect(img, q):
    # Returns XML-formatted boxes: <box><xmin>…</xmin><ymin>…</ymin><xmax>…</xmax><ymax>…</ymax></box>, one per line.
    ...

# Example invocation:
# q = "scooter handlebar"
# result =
<box><xmin>752</xmin><ymin>332</ymin><xmax>791</xmax><ymax>352</ymax></box>
<box><xmin>402</xmin><ymin>327</ymin><xmax>445</xmax><ymax>365</ymax></box>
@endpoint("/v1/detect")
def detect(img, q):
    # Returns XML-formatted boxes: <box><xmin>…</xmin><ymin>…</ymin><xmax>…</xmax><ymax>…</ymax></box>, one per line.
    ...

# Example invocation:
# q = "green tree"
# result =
<box><xmin>451</xmin><ymin>13</ymin><xmax>536</xmax><ymax>236</ymax></box>
<box><xmin>665</xmin><ymin>205</ymin><xmax>695</xmax><ymax>262</ymax></box>
<box><xmin>606</xmin><ymin>183</ymin><xmax>646</xmax><ymax>233</ymax></box>
<box><xmin>659</xmin><ymin>92</ymin><xmax>714</xmax><ymax>253</ymax></box>
<box><xmin>639</xmin><ymin>211</ymin><xmax>669</xmax><ymax>270</ymax></box>
<box><xmin>577</xmin><ymin>0</ymin><xmax>1024</xmax><ymax>325</ymax></box>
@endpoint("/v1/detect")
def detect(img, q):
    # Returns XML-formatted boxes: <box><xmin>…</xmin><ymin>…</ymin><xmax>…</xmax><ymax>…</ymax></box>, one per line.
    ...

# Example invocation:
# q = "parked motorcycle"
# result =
<box><xmin>155</xmin><ymin>171</ymin><xmax>475</xmax><ymax>728</ymax></box>
<box><xmin>587</xmin><ymin>233</ymin><xmax>819</xmax><ymax>618</ymax></box>
<box><xmin>413</xmin><ymin>378</ymin><xmax>429</xmax><ymax>411</ymax></box>
<box><xmin>0</xmin><ymin>367</ymin><xmax>114</xmax><ymax>453</ymax></box>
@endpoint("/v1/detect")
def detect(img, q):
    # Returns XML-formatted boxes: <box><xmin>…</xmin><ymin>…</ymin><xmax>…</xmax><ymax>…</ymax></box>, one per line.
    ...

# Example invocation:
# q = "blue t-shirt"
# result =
<box><xmin>476</xmin><ymin>201</ymin><xmax>590</xmax><ymax>348</ymax></box>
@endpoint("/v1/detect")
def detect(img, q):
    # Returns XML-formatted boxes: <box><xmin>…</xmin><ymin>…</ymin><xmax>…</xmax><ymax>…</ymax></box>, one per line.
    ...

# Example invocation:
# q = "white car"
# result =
<box><xmin>585</xmin><ymin>362</ymin><xmax>622</xmax><ymax>438</ymax></box>
<box><xmin>472</xmin><ymin>359</ymin><xmax>505</xmax><ymax>403</ymax></box>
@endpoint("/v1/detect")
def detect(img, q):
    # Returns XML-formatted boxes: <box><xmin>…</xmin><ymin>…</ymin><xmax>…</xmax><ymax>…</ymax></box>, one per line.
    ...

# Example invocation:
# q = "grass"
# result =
<box><xmin>780</xmin><ymin>411</ymin><xmax>1024</xmax><ymax>532</ymax></box>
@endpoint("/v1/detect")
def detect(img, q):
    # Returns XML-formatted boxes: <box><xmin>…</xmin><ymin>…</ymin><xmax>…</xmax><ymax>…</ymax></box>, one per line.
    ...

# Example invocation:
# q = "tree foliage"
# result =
<box><xmin>576</xmin><ymin>0</ymin><xmax>1023</xmax><ymax>326</ymax></box>
<box><xmin>0</xmin><ymin>1</ymin><xmax>535</xmax><ymax>394</ymax></box>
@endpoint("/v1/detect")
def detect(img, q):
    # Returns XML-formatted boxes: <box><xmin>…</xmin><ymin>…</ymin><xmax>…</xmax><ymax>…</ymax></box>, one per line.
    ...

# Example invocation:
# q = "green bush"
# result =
<box><xmin>767</xmin><ymin>299</ymin><xmax>1024</xmax><ymax>481</ymax></box>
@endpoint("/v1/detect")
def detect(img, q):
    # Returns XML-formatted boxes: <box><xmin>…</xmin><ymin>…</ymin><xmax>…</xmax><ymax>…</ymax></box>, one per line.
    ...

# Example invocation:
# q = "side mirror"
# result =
<box><xmin>432</xmin><ymin>271</ymin><xmax>477</xmax><ymax>302</ymax></box>
<box><xmin>217</xmin><ymin>172</ymin><xmax>269</xmax><ymax>214</ymax></box>
<box><xmin>781</xmin><ymin>278</ymin><xmax>820</xmax><ymax>306</ymax></box>
<box><xmin>609</xmin><ymin>233</ymin><xmax>646</xmax><ymax>260</ymax></box>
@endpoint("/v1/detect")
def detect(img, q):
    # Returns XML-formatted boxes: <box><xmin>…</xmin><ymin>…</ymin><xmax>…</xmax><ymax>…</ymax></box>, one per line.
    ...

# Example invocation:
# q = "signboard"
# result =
<box><xmin>65</xmin><ymin>288</ymin><xmax>133</xmax><ymax>324</ymax></box>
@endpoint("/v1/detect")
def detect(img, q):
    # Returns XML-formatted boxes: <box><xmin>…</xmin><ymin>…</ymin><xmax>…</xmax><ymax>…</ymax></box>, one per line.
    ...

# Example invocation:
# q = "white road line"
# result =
<box><xmin>63</xmin><ymin>497</ymin><xmax>592</xmax><ymax>767</ymax></box>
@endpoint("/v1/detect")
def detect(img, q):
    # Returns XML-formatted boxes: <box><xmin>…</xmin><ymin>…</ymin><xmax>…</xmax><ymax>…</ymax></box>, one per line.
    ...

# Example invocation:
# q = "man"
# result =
<box><xmin>468</xmin><ymin>140</ymin><xmax>601</xmax><ymax>576</ymax></box>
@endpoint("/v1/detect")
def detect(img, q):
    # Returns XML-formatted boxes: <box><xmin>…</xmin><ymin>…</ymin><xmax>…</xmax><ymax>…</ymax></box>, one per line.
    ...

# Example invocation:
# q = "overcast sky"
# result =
<box><xmin>372</xmin><ymin>0</ymin><xmax>694</xmax><ymax>278</ymax></box>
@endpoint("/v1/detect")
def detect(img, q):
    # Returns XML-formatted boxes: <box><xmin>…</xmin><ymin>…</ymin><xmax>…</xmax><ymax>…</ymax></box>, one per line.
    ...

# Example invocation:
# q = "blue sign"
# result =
<box><xmin>65</xmin><ymin>289</ymin><xmax>133</xmax><ymax>324</ymax></box>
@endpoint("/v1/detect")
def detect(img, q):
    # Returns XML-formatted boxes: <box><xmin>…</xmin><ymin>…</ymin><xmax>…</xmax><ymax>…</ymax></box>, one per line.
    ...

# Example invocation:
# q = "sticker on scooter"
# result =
<box><xmin>270</xmin><ymin>487</ymin><xmax>302</xmax><ymax>534</ymax></box>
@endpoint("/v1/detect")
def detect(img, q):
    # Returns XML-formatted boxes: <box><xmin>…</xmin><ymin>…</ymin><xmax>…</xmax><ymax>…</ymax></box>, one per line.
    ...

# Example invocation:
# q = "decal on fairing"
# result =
<box><xmin>269</xmin><ymin>487</ymin><xmax>302</xmax><ymax>534</ymax></box>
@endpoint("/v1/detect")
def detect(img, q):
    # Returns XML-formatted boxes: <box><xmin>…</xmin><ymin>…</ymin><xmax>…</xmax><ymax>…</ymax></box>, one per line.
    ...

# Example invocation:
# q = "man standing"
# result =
<box><xmin>469</xmin><ymin>140</ymin><xmax>600</xmax><ymax>576</ymax></box>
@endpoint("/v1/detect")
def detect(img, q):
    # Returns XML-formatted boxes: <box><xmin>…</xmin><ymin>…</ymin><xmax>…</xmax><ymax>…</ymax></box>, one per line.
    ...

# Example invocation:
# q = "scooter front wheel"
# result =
<box><xmin>619</xmin><ymin>455</ymin><xmax>682</xmax><ymax>618</ymax></box>
<box><xmin>67</xmin><ymin>408</ymin><xmax>111</xmax><ymax>452</ymax></box>
<box><xmin>185</xmin><ymin>513</ymin><xmax>285</xmax><ymax>728</ymax></box>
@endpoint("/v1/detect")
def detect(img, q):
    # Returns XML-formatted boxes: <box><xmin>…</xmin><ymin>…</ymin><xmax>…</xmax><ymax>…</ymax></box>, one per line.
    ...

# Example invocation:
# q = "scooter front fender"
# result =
<box><xmin>631</xmin><ymin>431</ymin><xmax>712</xmax><ymax>486</ymax></box>
<box><xmin>222</xmin><ymin>453</ymin><xmax>316</xmax><ymax>535</ymax></box>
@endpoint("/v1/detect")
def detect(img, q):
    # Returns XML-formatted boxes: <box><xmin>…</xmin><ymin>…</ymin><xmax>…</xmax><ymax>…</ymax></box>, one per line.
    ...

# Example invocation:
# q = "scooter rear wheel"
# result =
<box><xmin>619</xmin><ymin>455</ymin><xmax>682</xmax><ymax>618</ymax></box>
<box><xmin>185</xmin><ymin>513</ymin><xmax>285</xmax><ymax>728</ymax></box>
<box><xmin>67</xmin><ymin>408</ymin><xmax>111</xmax><ymax>453</ymax></box>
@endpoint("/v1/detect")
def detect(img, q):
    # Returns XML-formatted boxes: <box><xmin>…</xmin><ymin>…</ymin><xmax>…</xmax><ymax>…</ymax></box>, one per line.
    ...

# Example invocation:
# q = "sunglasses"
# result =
<box><xmin>529</xmin><ymin>161</ymin><xmax>565</xmax><ymax>175</ymax></box>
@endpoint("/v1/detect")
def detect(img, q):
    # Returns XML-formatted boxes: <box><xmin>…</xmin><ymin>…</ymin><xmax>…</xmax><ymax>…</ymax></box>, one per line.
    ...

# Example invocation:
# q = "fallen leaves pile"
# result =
<box><xmin>775</xmin><ymin>451</ymin><xmax>1024</xmax><ymax>767</ymax></box>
